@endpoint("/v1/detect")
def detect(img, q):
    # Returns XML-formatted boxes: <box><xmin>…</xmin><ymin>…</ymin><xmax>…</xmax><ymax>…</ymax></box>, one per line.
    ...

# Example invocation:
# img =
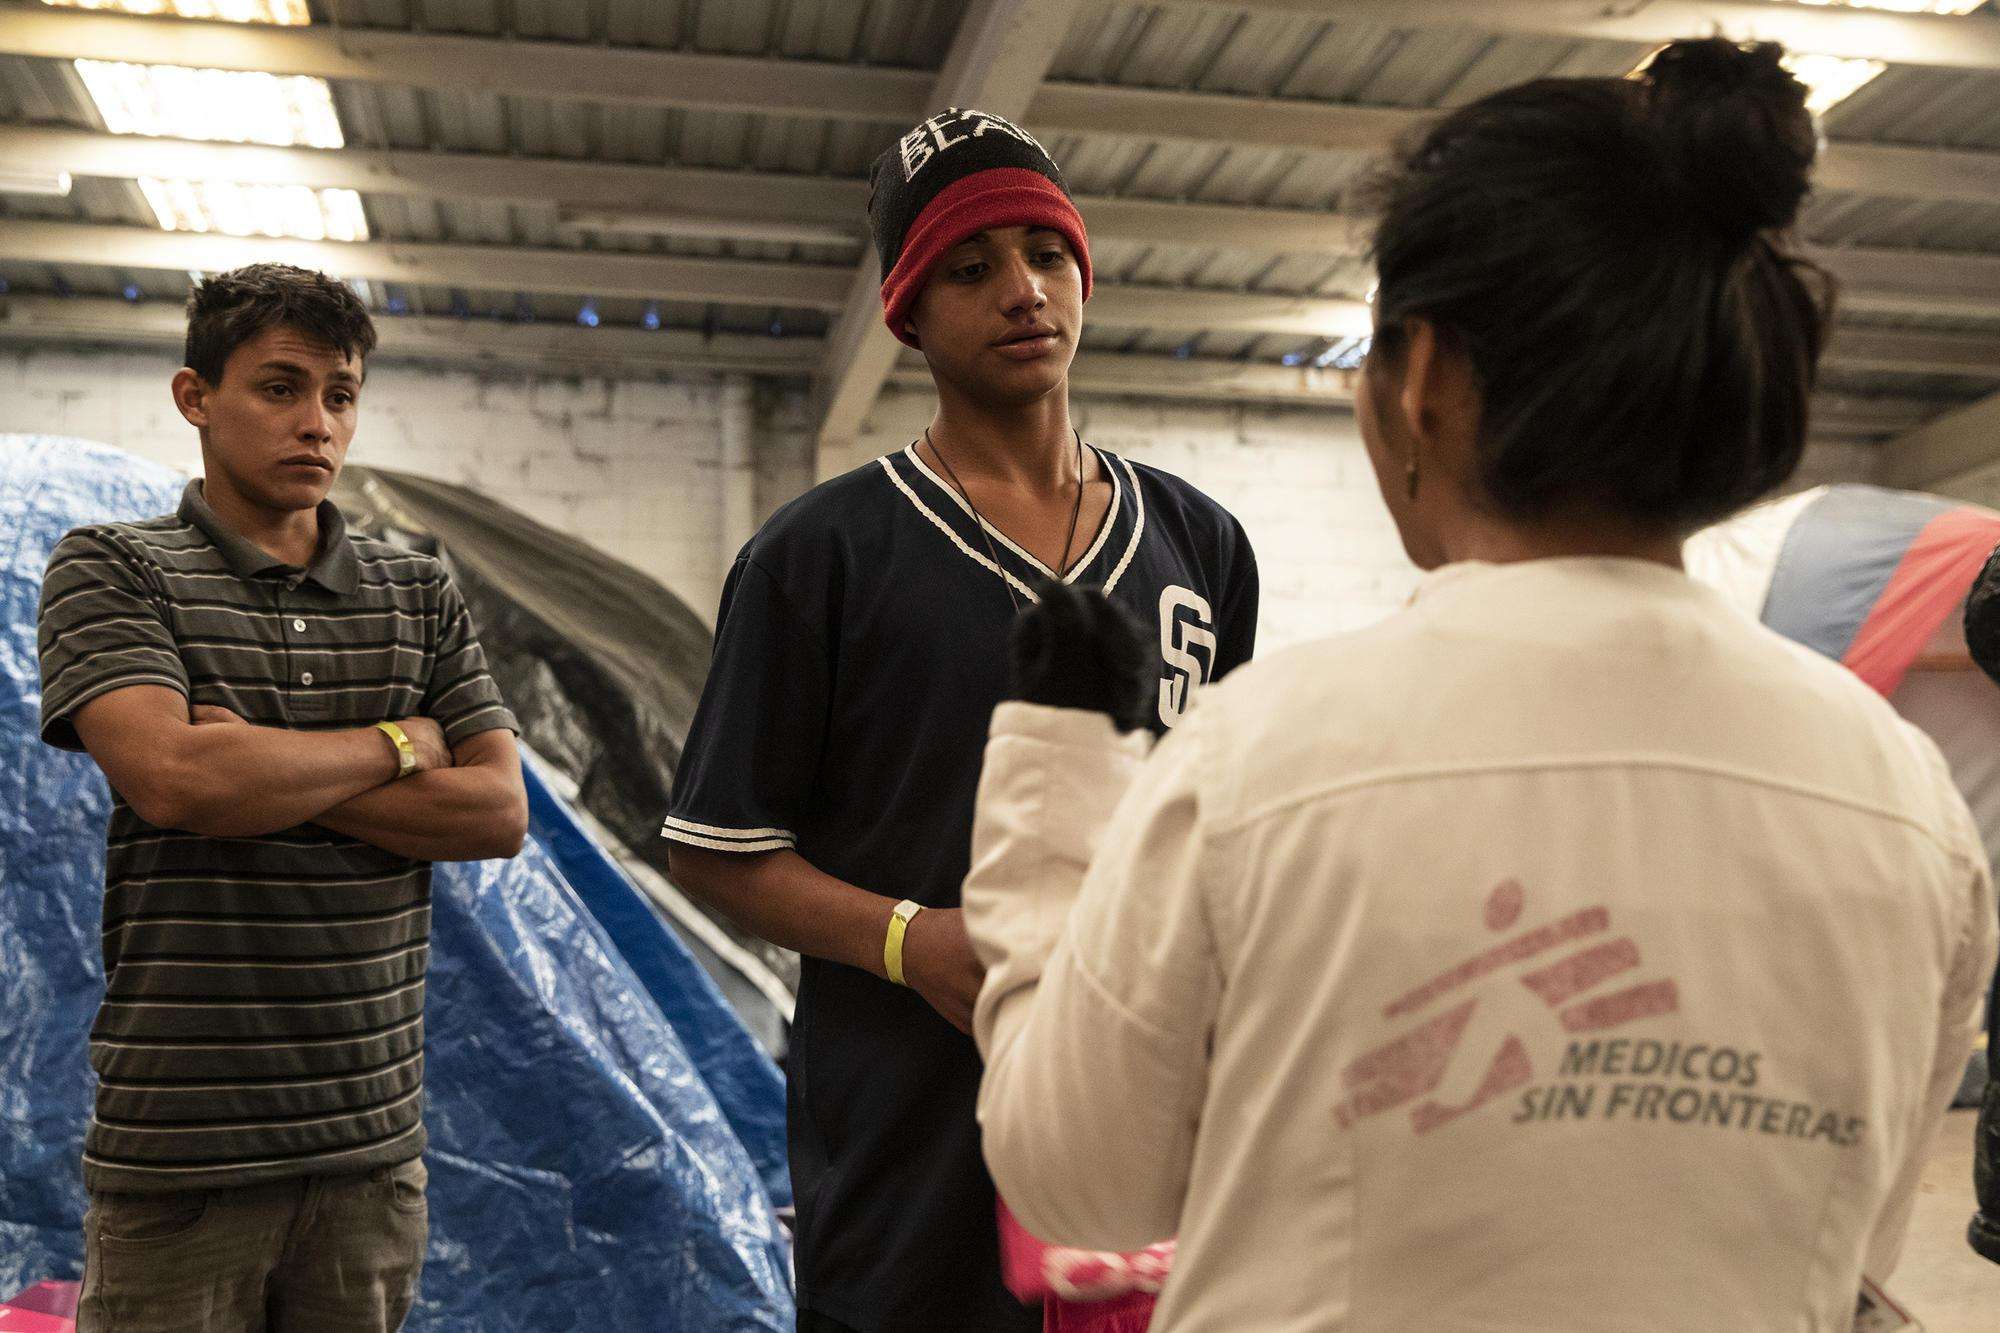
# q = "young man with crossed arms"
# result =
<box><xmin>38</xmin><ymin>264</ymin><xmax>524</xmax><ymax>1332</ymax></box>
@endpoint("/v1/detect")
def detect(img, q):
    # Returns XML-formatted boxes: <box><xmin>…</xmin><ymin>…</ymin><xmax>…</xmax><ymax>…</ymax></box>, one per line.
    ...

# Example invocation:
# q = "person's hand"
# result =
<box><xmin>1009</xmin><ymin>580</ymin><xmax>1153</xmax><ymax>732</ymax></box>
<box><xmin>899</xmin><ymin>906</ymin><xmax>984</xmax><ymax>1034</ymax></box>
<box><xmin>190</xmin><ymin>703</ymin><xmax>246</xmax><ymax>725</ymax></box>
<box><xmin>390</xmin><ymin>716</ymin><xmax>452</xmax><ymax>774</ymax></box>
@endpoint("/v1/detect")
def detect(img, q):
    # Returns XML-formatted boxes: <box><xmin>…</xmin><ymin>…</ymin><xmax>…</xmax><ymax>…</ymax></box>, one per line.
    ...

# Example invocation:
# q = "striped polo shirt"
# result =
<box><xmin>37</xmin><ymin>479</ymin><xmax>516</xmax><ymax>1194</ymax></box>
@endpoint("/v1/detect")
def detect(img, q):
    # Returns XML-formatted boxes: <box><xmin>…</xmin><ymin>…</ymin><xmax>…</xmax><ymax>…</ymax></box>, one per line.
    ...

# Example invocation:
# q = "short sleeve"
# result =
<box><xmin>1214</xmin><ymin>516</ymin><xmax>1259</xmax><ymax>679</ymax></box>
<box><xmin>38</xmin><ymin>529</ymin><xmax>190</xmax><ymax>751</ymax></box>
<box><xmin>422</xmin><ymin>571</ymin><xmax>518</xmax><ymax>746</ymax></box>
<box><xmin>661</xmin><ymin>556</ymin><xmax>830</xmax><ymax>855</ymax></box>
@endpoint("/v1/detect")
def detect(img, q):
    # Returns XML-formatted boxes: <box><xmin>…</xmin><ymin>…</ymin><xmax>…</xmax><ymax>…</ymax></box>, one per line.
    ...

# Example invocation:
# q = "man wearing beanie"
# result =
<box><xmin>662</xmin><ymin>108</ymin><xmax>1259</xmax><ymax>1331</ymax></box>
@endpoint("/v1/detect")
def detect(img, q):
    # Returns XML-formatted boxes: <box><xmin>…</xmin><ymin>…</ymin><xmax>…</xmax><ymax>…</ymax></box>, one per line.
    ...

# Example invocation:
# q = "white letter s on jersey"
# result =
<box><xmin>1158</xmin><ymin>585</ymin><xmax>1217</xmax><ymax>728</ymax></box>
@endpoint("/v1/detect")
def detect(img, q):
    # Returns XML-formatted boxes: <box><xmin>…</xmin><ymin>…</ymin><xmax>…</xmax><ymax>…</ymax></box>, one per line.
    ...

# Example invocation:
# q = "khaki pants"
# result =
<box><xmin>77</xmin><ymin>1157</ymin><xmax>428</xmax><ymax>1333</ymax></box>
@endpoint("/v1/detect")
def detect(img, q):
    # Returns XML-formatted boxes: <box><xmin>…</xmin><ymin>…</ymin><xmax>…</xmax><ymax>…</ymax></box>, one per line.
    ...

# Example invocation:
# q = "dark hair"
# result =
<box><xmin>1366</xmin><ymin>37</ymin><xmax>1834</xmax><ymax>531</ymax></box>
<box><xmin>183</xmin><ymin>263</ymin><xmax>377</xmax><ymax>385</ymax></box>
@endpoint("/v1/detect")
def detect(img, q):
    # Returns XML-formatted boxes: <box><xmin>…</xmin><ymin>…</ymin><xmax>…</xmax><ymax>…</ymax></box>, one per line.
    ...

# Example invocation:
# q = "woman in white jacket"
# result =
<box><xmin>964</xmin><ymin>37</ymin><xmax>1998</xmax><ymax>1332</ymax></box>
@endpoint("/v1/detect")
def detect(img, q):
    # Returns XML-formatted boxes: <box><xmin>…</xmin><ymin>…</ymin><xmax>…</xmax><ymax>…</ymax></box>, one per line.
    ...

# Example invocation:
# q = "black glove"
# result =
<box><xmin>1973</xmin><ymin>1070</ymin><xmax>2000</xmax><ymax>1263</ymax></box>
<box><xmin>1964</xmin><ymin>544</ymin><xmax>2000</xmax><ymax>1266</ymax></box>
<box><xmin>1008</xmin><ymin>580</ymin><xmax>1153</xmax><ymax>732</ymax></box>
<box><xmin>1972</xmin><ymin>982</ymin><xmax>2000</xmax><ymax>1265</ymax></box>
<box><xmin>1966</xmin><ymin>542</ymin><xmax>2000</xmax><ymax>687</ymax></box>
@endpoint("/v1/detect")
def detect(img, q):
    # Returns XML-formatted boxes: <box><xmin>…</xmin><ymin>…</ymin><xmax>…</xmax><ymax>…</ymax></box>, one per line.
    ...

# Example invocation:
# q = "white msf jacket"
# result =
<box><xmin>965</xmin><ymin>557</ymin><xmax>1995</xmax><ymax>1332</ymax></box>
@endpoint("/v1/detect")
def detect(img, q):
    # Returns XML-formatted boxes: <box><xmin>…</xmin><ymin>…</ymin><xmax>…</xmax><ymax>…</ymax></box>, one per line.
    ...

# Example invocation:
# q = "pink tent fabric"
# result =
<box><xmin>1846</xmin><ymin>506</ymin><xmax>2000</xmax><ymax>695</ymax></box>
<box><xmin>1688</xmin><ymin>484</ymin><xmax>2000</xmax><ymax>697</ymax></box>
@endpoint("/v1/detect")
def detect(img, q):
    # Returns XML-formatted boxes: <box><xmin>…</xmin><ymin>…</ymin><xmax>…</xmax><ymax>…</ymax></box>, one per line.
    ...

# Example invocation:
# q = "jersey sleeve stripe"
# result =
<box><xmin>659</xmin><ymin>816</ymin><xmax>796</xmax><ymax>853</ymax></box>
<box><xmin>659</xmin><ymin>828</ymin><xmax>796</xmax><ymax>854</ymax></box>
<box><xmin>660</xmin><ymin>814</ymin><xmax>796</xmax><ymax>841</ymax></box>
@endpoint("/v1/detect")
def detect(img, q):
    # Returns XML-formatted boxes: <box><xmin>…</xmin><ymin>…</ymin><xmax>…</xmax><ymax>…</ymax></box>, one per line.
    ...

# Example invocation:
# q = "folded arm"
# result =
<box><xmin>966</xmin><ymin>702</ymin><xmax>1219</xmax><ymax>1252</ymax></box>
<box><xmin>313</xmin><ymin>726</ymin><xmax>527</xmax><ymax>861</ymax></box>
<box><xmin>73</xmin><ymin>684</ymin><xmax>415</xmax><ymax>837</ymax></box>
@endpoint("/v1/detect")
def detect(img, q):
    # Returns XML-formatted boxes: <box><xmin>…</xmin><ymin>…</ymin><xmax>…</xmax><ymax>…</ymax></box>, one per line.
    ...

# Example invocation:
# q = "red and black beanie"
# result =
<box><xmin>868</xmin><ymin>108</ymin><xmax>1093</xmax><ymax>347</ymax></box>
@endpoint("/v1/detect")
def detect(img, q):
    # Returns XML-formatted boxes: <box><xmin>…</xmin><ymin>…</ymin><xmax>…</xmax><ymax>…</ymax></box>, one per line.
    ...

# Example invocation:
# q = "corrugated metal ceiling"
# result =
<box><xmin>3</xmin><ymin>0</ymin><xmax>1999</xmax><ymax>435</ymax></box>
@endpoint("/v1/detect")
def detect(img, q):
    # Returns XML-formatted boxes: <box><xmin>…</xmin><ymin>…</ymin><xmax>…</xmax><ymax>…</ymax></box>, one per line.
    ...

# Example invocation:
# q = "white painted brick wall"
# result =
<box><xmin>0</xmin><ymin>345</ymin><xmax>758</xmax><ymax>623</ymax></box>
<box><xmin>3</xmin><ymin>347</ymin><xmax>1884</xmax><ymax>652</ymax></box>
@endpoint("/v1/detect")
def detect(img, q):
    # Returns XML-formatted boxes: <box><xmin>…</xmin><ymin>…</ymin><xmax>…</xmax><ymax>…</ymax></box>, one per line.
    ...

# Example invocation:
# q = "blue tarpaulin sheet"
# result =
<box><xmin>523</xmin><ymin>763</ymin><xmax>789</xmax><ymax>1209</ymax></box>
<box><xmin>0</xmin><ymin>435</ymin><xmax>793</xmax><ymax>1329</ymax></box>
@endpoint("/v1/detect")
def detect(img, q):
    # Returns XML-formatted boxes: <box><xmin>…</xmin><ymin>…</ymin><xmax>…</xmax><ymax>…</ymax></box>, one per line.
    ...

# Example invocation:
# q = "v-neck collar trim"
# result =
<box><xmin>877</xmin><ymin>444</ymin><xmax>1149</xmax><ymax>602</ymax></box>
<box><xmin>899</xmin><ymin>441</ymin><xmax>1124</xmax><ymax>585</ymax></box>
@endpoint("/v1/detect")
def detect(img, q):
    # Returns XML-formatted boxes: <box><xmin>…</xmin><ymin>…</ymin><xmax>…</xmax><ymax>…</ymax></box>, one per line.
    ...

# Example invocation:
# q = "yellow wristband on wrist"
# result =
<box><xmin>376</xmin><ymin>720</ymin><xmax>417</xmax><ymax>779</ymax></box>
<box><xmin>884</xmin><ymin>899</ymin><xmax>924</xmax><ymax>986</ymax></box>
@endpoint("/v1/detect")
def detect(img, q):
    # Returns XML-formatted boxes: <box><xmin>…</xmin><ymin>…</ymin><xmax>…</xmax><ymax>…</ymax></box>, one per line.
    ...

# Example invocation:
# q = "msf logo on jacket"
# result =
<box><xmin>1158</xmin><ymin>586</ymin><xmax>1216</xmax><ymax>729</ymax></box>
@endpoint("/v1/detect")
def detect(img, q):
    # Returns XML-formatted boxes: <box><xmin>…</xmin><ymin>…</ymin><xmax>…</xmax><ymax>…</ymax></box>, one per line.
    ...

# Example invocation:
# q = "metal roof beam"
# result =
<box><xmin>11</xmin><ymin>7</ymin><xmax>2000</xmax><ymax>207</ymax></box>
<box><xmin>14</xmin><ymin>125</ymin><xmax>1996</xmax><ymax>253</ymax></box>
<box><xmin>30</xmin><ymin>126</ymin><xmax>1987</xmax><ymax>264</ymax></box>
<box><xmin>0</xmin><ymin>219</ymin><xmax>853</xmax><ymax>309</ymax></box>
<box><xmin>1134</xmin><ymin>0</ymin><xmax>2000</xmax><ymax>72</ymax></box>
<box><xmin>1823</xmin><ymin>326</ymin><xmax>2000</xmax><ymax>378</ymax></box>
<box><xmin>809</xmin><ymin>0</ymin><xmax>1079</xmax><ymax>464</ymax></box>
<box><xmin>1882</xmin><ymin>388</ymin><xmax>2000</xmax><ymax>490</ymax></box>
<box><xmin>1819</xmin><ymin>142</ymin><xmax>2000</xmax><ymax>208</ymax></box>
<box><xmin>0</xmin><ymin>218</ymin><xmax>1373</xmax><ymax>339</ymax></box>
<box><xmin>0</xmin><ymin>126</ymin><xmax>871</xmax><ymax>229</ymax></box>
<box><xmin>0</xmin><ymin>293</ymin><xmax>820</xmax><ymax>377</ymax></box>
<box><xmin>11</xmin><ymin>213</ymin><xmax>2000</xmax><ymax>350</ymax></box>
<box><xmin>9</xmin><ymin>219</ymin><xmax>2000</xmax><ymax>350</ymax></box>
<box><xmin>1028</xmin><ymin>82</ymin><xmax>1422</xmax><ymax>155</ymax></box>
<box><xmin>0</xmin><ymin>1</ymin><xmax>928</xmax><ymax>119</ymax></box>
<box><xmin>890</xmin><ymin>348</ymin><xmax>1360</xmax><ymax>406</ymax></box>
<box><xmin>1031</xmin><ymin>86</ymin><xmax>2000</xmax><ymax>209</ymax></box>
<box><xmin>1087</xmin><ymin>287</ymin><xmax>1371</xmax><ymax>338</ymax></box>
<box><xmin>0</xmin><ymin>126</ymin><xmax>1375</xmax><ymax>254</ymax></box>
<box><xmin>1814</xmin><ymin>245</ymin><xmax>2000</xmax><ymax>322</ymax></box>
<box><xmin>1809</xmin><ymin>392</ymin><xmax>1942</xmax><ymax>441</ymax></box>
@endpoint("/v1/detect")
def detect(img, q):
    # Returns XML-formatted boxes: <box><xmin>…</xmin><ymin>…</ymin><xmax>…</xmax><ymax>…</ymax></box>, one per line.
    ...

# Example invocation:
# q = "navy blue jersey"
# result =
<box><xmin>663</xmin><ymin>443</ymin><xmax>1257</xmax><ymax>1332</ymax></box>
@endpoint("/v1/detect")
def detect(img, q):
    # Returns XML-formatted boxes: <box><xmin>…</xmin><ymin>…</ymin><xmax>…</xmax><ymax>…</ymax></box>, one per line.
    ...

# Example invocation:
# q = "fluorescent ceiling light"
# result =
<box><xmin>41</xmin><ymin>0</ymin><xmax>310</xmax><ymax>23</ymax></box>
<box><xmin>1780</xmin><ymin>52</ymin><xmax>1890</xmax><ymax>114</ymax></box>
<box><xmin>74</xmin><ymin>60</ymin><xmax>345</xmax><ymax>147</ymax></box>
<box><xmin>137</xmin><ymin>178</ymin><xmax>368</xmax><ymax>241</ymax></box>
<box><xmin>1790</xmin><ymin>1</ymin><xmax>1984</xmax><ymax>14</ymax></box>
<box><xmin>70</xmin><ymin>51</ymin><xmax>364</xmax><ymax>242</ymax></box>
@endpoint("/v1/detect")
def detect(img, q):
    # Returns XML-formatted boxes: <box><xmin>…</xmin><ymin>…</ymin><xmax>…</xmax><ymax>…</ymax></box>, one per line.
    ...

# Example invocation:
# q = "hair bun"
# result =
<box><xmin>1637</xmin><ymin>37</ymin><xmax>1818</xmax><ymax>241</ymax></box>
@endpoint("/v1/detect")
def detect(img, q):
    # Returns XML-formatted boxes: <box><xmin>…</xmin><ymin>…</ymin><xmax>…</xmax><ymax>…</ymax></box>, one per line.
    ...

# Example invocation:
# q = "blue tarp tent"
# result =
<box><xmin>0</xmin><ymin>435</ymin><xmax>793</xmax><ymax>1329</ymax></box>
<box><xmin>521</xmin><ymin>763</ymin><xmax>789</xmax><ymax>1210</ymax></box>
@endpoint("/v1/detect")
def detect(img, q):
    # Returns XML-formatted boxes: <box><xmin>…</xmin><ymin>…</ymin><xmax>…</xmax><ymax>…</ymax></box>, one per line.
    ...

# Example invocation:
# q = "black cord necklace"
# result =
<box><xmin>923</xmin><ymin>426</ymin><xmax>1087</xmax><ymax>614</ymax></box>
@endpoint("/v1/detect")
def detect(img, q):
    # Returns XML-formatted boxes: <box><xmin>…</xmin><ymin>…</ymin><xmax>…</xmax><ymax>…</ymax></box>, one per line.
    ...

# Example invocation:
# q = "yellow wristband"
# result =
<box><xmin>375</xmin><ymin>720</ymin><xmax>417</xmax><ymax>779</ymax></box>
<box><xmin>884</xmin><ymin>899</ymin><xmax>924</xmax><ymax>987</ymax></box>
